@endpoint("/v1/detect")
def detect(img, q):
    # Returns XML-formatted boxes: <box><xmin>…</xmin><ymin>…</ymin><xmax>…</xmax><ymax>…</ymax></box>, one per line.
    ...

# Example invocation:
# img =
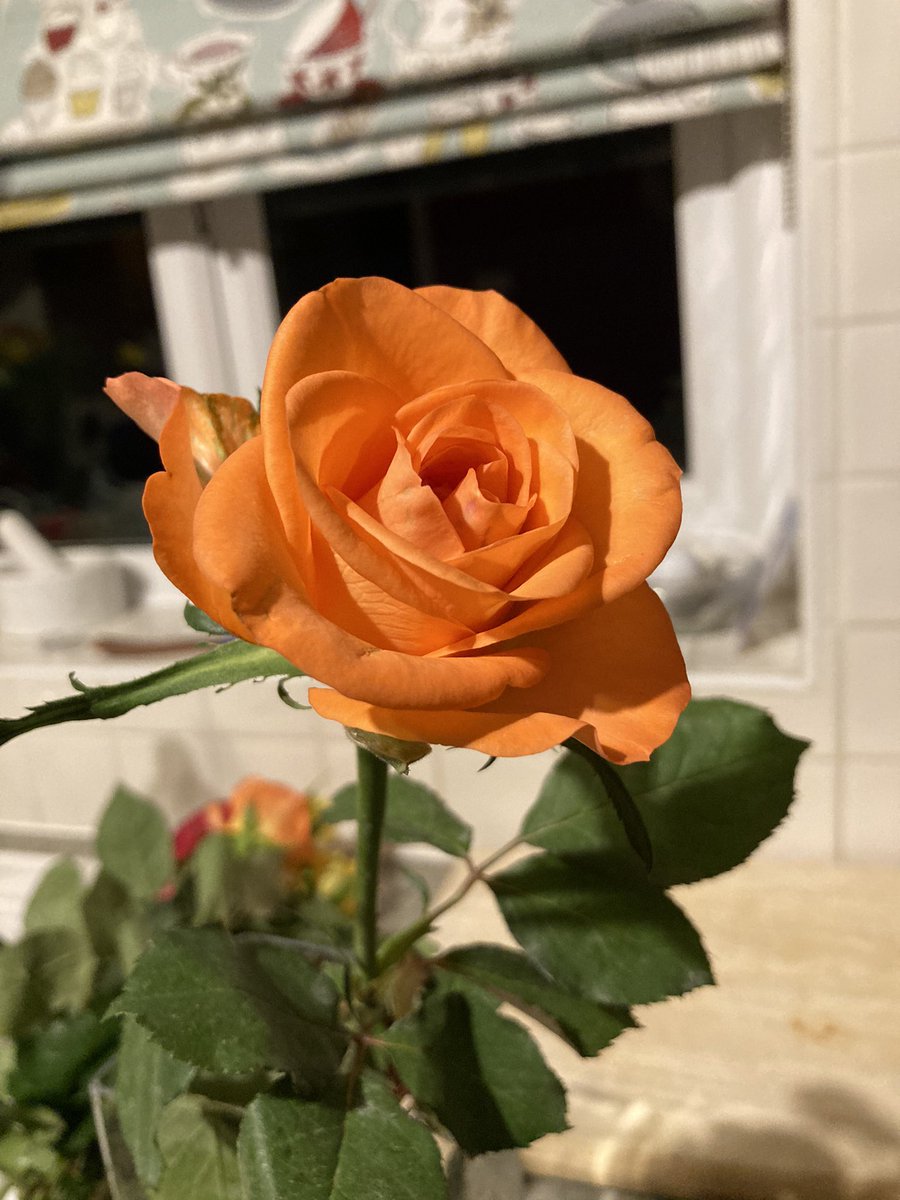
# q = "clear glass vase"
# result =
<box><xmin>89</xmin><ymin>1059</ymin><xmax>662</xmax><ymax>1200</ymax></box>
<box><xmin>88</xmin><ymin>1062</ymin><xmax>148</xmax><ymax>1200</ymax></box>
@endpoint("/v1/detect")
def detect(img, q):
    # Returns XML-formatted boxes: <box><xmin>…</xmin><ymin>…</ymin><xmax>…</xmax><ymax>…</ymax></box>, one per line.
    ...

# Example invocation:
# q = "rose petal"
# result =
<box><xmin>522</xmin><ymin>368</ymin><xmax>682</xmax><ymax>602</ymax></box>
<box><xmin>192</xmin><ymin>437</ymin><xmax>550</xmax><ymax>710</ymax></box>
<box><xmin>442</xmin><ymin>467</ymin><xmax>531</xmax><ymax>552</ymax></box>
<box><xmin>400</xmin><ymin>381</ymin><xmax>578</xmax><ymax>535</ymax></box>
<box><xmin>438</xmin><ymin>574</ymin><xmax>605</xmax><ymax>656</ymax></box>
<box><xmin>404</xmin><ymin>396</ymin><xmax>532</xmax><ymax>506</ymax></box>
<box><xmin>309</xmin><ymin>584</ymin><xmax>688</xmax><ymax>761</ymax></box>
<box><xmin>262</xmin><ymin>370</ymin><xmax>400</xmax><ymax>575</ymax></box>
<box><xmin>505</xmin><ymin>517</ymin><xmax>594</xmax><ymax>600</ymax></box>
<box><xmin>105</xmin><ymin>374</ymin><xmax>258</xmax><ymax>480</ymax></box>
<box><xmin>325</xmin><ymin>486</ymin><xmax>512</xmax><ymax>630</ymax></box>
<box><xmin>105</xmin><ymin>373</ymin><xmax>181</xmax><ymax>442</ymax></box>
<box><xmin>445</xmin><ymin>518</ymin><xmax>568</xmax><ymax>588</ymax></box>
<box><xmin>481</xmin><ymin>583</ymin><xmax>689</xmax><ymax>761</ymax></box>
<box><xmin>416</xmin><ymin>286</ymin><xmax>571</xmax><ymax>375</ymax></box>
<box><xmin>262</xmin><ymin>278</ymin><xmax>509</xmax><ymax>413</ymax></box>
<box><xmin>325</xmin><ymin>552</ymin><xmax>474</xmax><ymax>654</ymax></box>
<box><xmin>265</xmin><ymin>375</ymin><xmax>522</xmax><ymax>630</ymax></box>
<box><xmin>142</xmin><ymin>399</ymin><xmax>251</xmax><ymax>639</ymax></box>
<box><xmin>228</xmin><ymin>776</ymin><xmax>314</xmax><ymax>868</ymax></box>
<box><xmin>358</xmin><ymin>432</ymin><xmax>466</xmax><ymax>560</ymax></box>
<box><xmin>308</xmin><ymin>691</ymin><xmax>582</xmax><ymax>757</ymax></box>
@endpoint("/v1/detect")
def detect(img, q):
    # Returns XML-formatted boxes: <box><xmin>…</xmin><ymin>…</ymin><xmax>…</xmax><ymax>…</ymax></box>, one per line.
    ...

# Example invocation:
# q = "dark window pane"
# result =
<box><xmin>0</xmin><ymin>213</ymin><xmax>164</xmax><ymax>543</ymax></box>
<box><xmin>265</xmin><ymin>127</ymin><xmax>685</xmax><ymax>466</ymax></box>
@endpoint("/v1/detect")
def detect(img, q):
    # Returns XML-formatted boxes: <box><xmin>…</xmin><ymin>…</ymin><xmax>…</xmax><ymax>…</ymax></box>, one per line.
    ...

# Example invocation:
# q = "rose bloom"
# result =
<box><xmin>107</xmin><ymin>279</ymin><xmax>688</xmax><ymax>761</ymax></box>
<box><xmin>173</xmin><ymin>776</ymin><xmax>314</xmax><ymax>868</ymax></box>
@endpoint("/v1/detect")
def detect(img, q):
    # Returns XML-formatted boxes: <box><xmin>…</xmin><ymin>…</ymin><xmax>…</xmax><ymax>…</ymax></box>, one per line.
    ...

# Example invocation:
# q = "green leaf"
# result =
<box><xmin>490</xmin><ymin>852</ymin><xmax>713</xmax><ymax>1006</ymax></box>
<box><xmin>18</xmin><ymin>861</ymin><xmax>98</xmax><ymax>1032</ymax></box>
<box><xmin>0</xmin><ymin>944</ymin><xmax>28</xmax><ymax>1037</ymax></box>
<box><xmin>332</xmin><ymin>1074</ymin><xmax>447</xmax><ymax>1200</ymax></box>
<box><xmin>531</xmin><ymin>700</ymin><xmax>808</xmax><ymax>886</ymax></box>
<box><xmin>0</xmin><ymin>1126</ymin><xmax>62</xmax><ymax>1182</ymax></box>
<box><xmin>435</xmin><ymin>944</ymin><xmax>635</xmax><ymax>1057</ymax></box>
<box><xmin>8</xmin><ymin>1012</ymin><xmax>115</xmax><ymax>1105</ymax></box>
<box><xmin>237</xmin><ymin>1095</ymin><xmax>343</xmax><ymax>1199</ymax></box>
<box><xmin>189</xmin><ymin>834</ymin><xmax>232</xmax><ymax>927</ymax></box>
<box><xmin>109</xmin><ymin>929</ymin><xmax>345</xmax><ymax>1080</ymax></box>
<box><xmin>183</xmin><ymin>602</ymin><xmax>228</xmax><ymax>636</ymax></box>
<box><xmin>154</xmin><ymin>1094</ymin><xmax>241</xmax><ymax>1200</ymax></box>
<box><xmin>394</xmin><ymin>862</ymin><xmax>431</xmax><ymax>915</ymax></box>
<box><xmin>189</xmin><ymin>835</ymin><xmax>285</xmax><ymax>929</ymax></box>
<box><xmin>327</xmin><ymin>776</ymin><xmax>472</xmax><ymax>858</ymax></box>
<box><xmin>0</xmin><ymin>1035</ymin><xmax>15</xmax><ymax>1096</ymax></box>
<box><xmin>23</xmin><ymin>859</ymin><xmax>84</xmax><ymax>936</ymax></box>
<box><xmin>383</xmin><ymin>980</ymin><xmax>568</xmax><ymax>1154</ymax></box>
<box><xmin>96</xmin><ymin>786</ymin><xmax>174</xmax><ymax>901</ymax></box>
<box><xmin>82</xmin><ymin>870</ymin><xmax>153</xmax><ymax>978</ymax></box>
<box><xmin>563</xmin><ymin>739</ymin><xmax>653</xmax><ymax>870</ymax></box>
<box><xmin>115</xmin><ymin>1018</ymin><xmax>194</xmax><ymax>1189</ymax></box>
<box><xmin>522</xmin><ymin>751</ymin><xmax>628</xmax><ymax>856</ymax></box>
<box><xmin>21</xmin><ymin>929</ymin><xmax>96</xmax><ymax>1020</ymax></box>
<box><xmin>0</xmin><ymin>638</ymin><xmax>305</xmax><ymax>749</ymax></box>
<box><xmin>238</xmin><ymin>1075</ymin><xmax>447</xmax><ymax>1200</ymax></box>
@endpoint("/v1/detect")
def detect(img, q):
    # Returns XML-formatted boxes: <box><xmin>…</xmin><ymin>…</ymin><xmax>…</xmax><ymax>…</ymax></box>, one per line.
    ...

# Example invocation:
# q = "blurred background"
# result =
<box><xmin>0</xmin><ymin>0</ymin><xmax>898</xmax><ymax>1192</ymax></box>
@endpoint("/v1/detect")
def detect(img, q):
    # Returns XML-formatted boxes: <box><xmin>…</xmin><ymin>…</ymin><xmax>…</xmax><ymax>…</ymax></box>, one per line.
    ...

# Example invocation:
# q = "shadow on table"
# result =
<box><xmin>592</xmin><ymin>1081</ymin><xmax>900</xmax><ymax>1200</ymax></box>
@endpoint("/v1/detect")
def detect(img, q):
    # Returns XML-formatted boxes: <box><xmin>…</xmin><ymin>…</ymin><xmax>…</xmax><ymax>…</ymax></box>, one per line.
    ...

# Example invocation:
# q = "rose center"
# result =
<box><xmin>417</xmin><ymin>437</ymin><xmax>511</xmax><ymax>504</ymax></box>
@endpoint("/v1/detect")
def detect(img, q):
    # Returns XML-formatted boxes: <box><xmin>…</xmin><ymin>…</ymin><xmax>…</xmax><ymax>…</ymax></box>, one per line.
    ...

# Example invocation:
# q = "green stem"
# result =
<box><xmin>353</xmin><ymin>746</ymin><xmax>388</xmax><ymax>979</ymax></box>
<box><xmin>375</xmin><ymin>833</ymin><xmax>525</xmax><ymax>974</ymax></box>
<box><xmin>236</xmin><ymin>932</ymin><xmax>352</xmax><ymax>965</ymax></box>
<box><xmin>0</xmin><ymin>640</ymin><xmax>304</xmax><ymax>749</ymax></box>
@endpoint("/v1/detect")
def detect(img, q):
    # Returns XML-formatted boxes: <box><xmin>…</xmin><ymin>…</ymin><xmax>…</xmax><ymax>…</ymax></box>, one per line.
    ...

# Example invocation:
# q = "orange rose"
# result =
<box><xmin>106</xmin><ymin>279</ymin><xmax>688</xmax><ymax>761</ymax></box>
<box><xmin>205</xmin><ymin>776</ymin><xmax>315</xmax><ymax>869</ymax></box>
<box><xmin>172</xmin><ymin>777</ymin><xmax>315</xmax><ymax>867</ymax></box>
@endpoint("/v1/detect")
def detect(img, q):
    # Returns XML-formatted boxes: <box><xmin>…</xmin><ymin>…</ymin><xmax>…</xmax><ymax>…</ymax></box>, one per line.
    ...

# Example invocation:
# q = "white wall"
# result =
<box><xmin>773</xmin><ymin>0</ymin><xmax>900</xmax><ymax>862</ymax></box>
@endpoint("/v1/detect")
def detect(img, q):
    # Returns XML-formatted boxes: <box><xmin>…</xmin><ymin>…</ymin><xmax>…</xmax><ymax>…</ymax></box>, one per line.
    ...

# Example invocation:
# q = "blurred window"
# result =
<box><xmin>265</xmin><ymin>126</ymin><xmax>686</xmax><ymax>467</ymax></box>
<box><xmin>0</xmin><ymin>214</ymin><xmax>163</xmax><ymax>543</ymax></box>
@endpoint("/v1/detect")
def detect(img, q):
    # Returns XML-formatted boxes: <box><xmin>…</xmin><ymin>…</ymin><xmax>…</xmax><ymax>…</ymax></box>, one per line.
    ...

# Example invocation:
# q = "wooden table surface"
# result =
<box><xmin>431</xmin><ymin>860</ymin><xmax>900</xmax><ymax>1200</ymax></box>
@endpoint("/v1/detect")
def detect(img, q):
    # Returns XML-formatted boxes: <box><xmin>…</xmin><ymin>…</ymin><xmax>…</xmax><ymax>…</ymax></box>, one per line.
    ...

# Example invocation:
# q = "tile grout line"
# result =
<box><xmin>831</xmin><ymin>0</ymin><xmax>848</xmax><ymax>862</ymax></box>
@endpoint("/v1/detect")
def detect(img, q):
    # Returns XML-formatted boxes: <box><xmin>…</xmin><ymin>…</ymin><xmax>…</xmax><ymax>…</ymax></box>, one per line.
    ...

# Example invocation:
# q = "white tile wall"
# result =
<box><xmin>809</xmin><ymin>328</ymin><xmax>837</xmax><ymax>479</ymax></box>
<box><xmin>838</xmin><ymin>479</ymin><xmax>900</xmax><ymax>622</ymax></box>
<box><xmin>757</xmin><ymin>754</ymin><xmax>837</xmax><ymax>861</ymax></box>
<box><xmin>842</xmin><ymin>629</ymin><xmax>900</xmax><ymax>757</ymax></box>
<box><xmin>805</xmin><ymin>482</ymin><xmax>840</xmax><ymax>630</ymax></box>
<box><xmin>806</xmin><ymin>0</ymin><xmax>837</xmax><ymax>153</ymax></box>
<box><xmin>838</xmin><ymin>146</ymin><xmax>900</xmax><ymax>317</ymax></box>
<box><xmin>794</xmin><ymin>0</ymin><xmax>900</xmax><ymax>860</ymax></box>
<box><xmin>107</xmin><ymin>728</ymin><xmax>219</xmax><ymax>823</ymax></box>
<box><xmin>0</xmin><ymin>737</ymin><xmax>37</xmax><ymax>831</ymax></box>
<box><xmin>841</xmin><ymin>757</ymin><xmax>900</xmax><ymax>861</ymax></box>
<box><xmin>29</xmin><ymin>728</ymin><xmax>121</xmax><ymax>834</ymax></box>
<box><xmin>438</xmin><ymin>748</ymin><xmax>557</xmax><ymax>851</ymax></box>
<box><xmin>838</xmin><ymin>322</ymin><xmax>900</xmax><ymax>473</ymax></box>
<box><xmin>838</xmin><ymin>0</ymin><xmax>900</xmax><ymax>147</ymax></box>
<box><xmin>810</xmin><ymin>158</ymin><xmax>838</xmax><ymax>319</ymax></box>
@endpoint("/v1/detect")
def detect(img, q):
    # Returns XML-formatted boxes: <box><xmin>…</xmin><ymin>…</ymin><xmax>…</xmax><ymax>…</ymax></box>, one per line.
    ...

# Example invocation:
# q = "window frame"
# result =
<box><xmin>146</xmin><ymin>109</ymin><xmax>796</xmax><ymax>561</ymax></box>
<box><xmin>143</xmin><ymin>192</ymin><xmax>279</xmax><ymax>400</ymax></box>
